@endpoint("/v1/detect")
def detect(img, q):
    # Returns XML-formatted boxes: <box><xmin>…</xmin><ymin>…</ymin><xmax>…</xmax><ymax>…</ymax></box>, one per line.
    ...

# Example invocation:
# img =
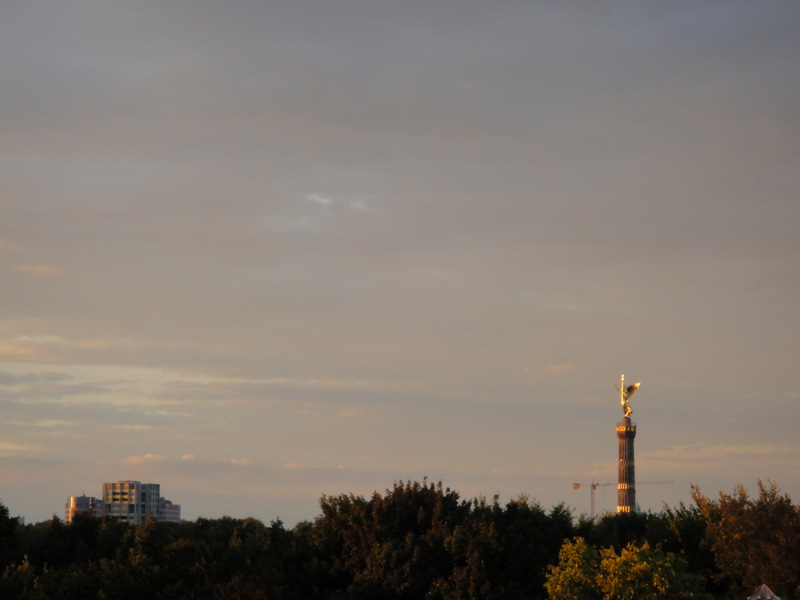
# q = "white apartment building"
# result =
<box><xmin>102</xmin><ymin>480</ymin><xmax>161</xmax><ymax>525</ymax></box>
<box><xmin>64</xmin><ymin>481</ymin><xmax>183</xmax><ymax>524</ymax></box>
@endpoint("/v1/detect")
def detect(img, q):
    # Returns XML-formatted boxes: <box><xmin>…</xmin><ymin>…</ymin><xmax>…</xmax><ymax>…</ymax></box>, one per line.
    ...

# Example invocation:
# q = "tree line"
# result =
<box><xmin>0</xmin><ymin>479</ymin><xmax>797</xmax><ymax>599</ymax></box>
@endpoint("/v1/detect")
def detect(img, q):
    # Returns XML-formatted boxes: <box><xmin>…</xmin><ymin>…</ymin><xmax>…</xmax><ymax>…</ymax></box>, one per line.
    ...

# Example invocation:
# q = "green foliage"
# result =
<box><xmin>307</xmin><ymin>481</ymin><xmax>575</xmax><ymax>599</ymax></box>
<box><xmin>477</xmin><ymin>497</ymin><xmax>575</xmax><ymax>598</ymax></box>
<box><xmin>546</xmin><ymin>537</ymin><xmax>711</xmax><ymax>600</ymax></box>
<box><xmin>599</xmin><ymin>541</ymin><xmax>711</xmax><ymax>600</ymax></box>
<box><xmin>0</xmin><ymin>500</ymin><xmax>21</xmax><ymax>574</ymax></box>
<box><xmin>544</xmin><ymin>537</ymin><xmax>601</xmax><ymax>600</ymax></box>
<box><xmin>310</xmin><ymin>479</ymin><xmax>477</xmax><ymax>599</ymax></box>
<box><xmin>693</xmin><ymin>480</ymin><xmax>800</xmax><ymax>599</ymax></box>
<box><xmin>0</xmin><ymin>481</ymin><xmax>798</xmax><ymax>599</ymax></box>
<box><xmin>663</xmin><ymin>502</ymin><xmax>715</xmax><ymax>586</ymax></box>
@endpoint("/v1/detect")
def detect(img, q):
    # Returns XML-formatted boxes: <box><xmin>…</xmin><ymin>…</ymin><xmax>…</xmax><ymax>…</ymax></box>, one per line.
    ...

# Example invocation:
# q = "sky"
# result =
<box><xmin>1</xmin><ymin>1</ymin><xmax>799</xmax><ymax>525</ymax></box>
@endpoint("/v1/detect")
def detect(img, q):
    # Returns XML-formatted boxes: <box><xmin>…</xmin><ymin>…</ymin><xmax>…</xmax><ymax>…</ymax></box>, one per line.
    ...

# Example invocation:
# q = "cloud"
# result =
<box><xmin>31</xmin><ymin>419</ymin><xmax>73</xmax><ymax>428</ymax></box>
<box><xmin>0</xmin><ymin>441</ymin><xmax>43</xmax><ymax>456</ymax></box>
<box><xmin>646</xmin><ymin>443</ymin><xmax>795</xmax><ymax>461</ymax></box>
<box><xmin>338</xmin><ymin>408</ymin><xmax>364</xmax><ymax>418</ymax></box>
<box><xmin>0</xmin><ymin>371</ymin><xmax>70</xmax><ymax>385</ymax></box>
<box><xmin>640</xmin><ymin>442</ymin><xmax>800</xmax><ymax>477</ymax></box>
<box><xmin>122</xmin><ymin>453</ymin><xmax>168</xmax><ymax>465</ymax></box>
<box><xmin>14</xmin><ymin>264</ymin><xmax>59</xmax><ymax>276</ymax></box>
<box><xmin>348</xmin><ymin>198</ymin><xmax>375</xmax><ymax>212</ymax></box>
<box><xmin>546</xmin><ymin>364</ymin><xmax>576</xmax><ymax>374</ymax></box>
<box><xmin>285</xmin><ymin>462</ymin><xmax>310</xmax><ymax>469</ymax></box>
<box><xmin>0</xmin><ymin>335</ymin><xmax>129</xmax><ymax>364</ymax></box>
<box><xmin>306</xmin><ymin>193</ymin><xmax>334</xmax><ymax>206</ymax></box>
<box><xmin>0</xmin><ymin>375</ymin><xmax>112</xmax><ymax>403</ymax></box>
<box><xmin>0</xmin><ymin>342</ymin><xmax>42</xmax><ymax>360</ymax></box>
<box><xmin>260</xmin><ymin>192</ymin><xmax>379</xmax><ymax>236</ymax></box>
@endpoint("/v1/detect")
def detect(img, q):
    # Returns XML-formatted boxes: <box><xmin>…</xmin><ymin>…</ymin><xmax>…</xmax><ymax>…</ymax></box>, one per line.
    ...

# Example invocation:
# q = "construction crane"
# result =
<box><xmin>572</xmin><ymin>481</ymin><xmax>614</xmax><ymax>519</ymax></box>
<box><xmin>573</xmin><ymin>480</ymin><xmax>673</xmax><ymax>518</ymax></box>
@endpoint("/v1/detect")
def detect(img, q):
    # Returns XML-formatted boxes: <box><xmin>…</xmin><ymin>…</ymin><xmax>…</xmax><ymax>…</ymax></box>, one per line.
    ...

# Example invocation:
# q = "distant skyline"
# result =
<box><xmin>2</xmin><ymin>1</ymin><xmax>799</xmax><ymax>524</ymax></box>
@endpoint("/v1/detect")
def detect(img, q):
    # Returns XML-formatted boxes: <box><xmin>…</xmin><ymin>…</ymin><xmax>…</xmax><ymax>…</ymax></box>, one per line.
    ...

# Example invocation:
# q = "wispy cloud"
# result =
<box><xmin>547</xmin><ymin>364</ymin><xmax>576</xmax><ymax>374</ymax></box>
<box><xmin>11</xmin><ymin>419</ymin><xmax>75</xmax><ymax>428</ymax></box>
<box><xmin>0</xmin><ymin>335</ymin><xmax>140</xmax><ymax>364</ymax></box>
<box><xmin>14</xmin><ymin>264</ymin><xmax>59</xmax><ymax>276</ymax></box>
<box><xmin>640</xmin><ymin>443</ymin><xmax>800</xmax><ymax>477</ymax></box>
<box><xmin>122</xmin><ymin>453</ymin><xmax>168</xmax><ymax>465</ymax></box>
<box><xmin>306</xmin><ymin>193</ymin><xmax>334</xmax><ymax>206</ymax></box>
<box><xmin>0</xmin><ymin>371</ymin><xmax>70</xmax><ymax>385</ymax></box>
<box><xmin>646</xmin><ymin>443</ymin><xmax>795</xmax><ymax>461</ymax></box>
<box><xmin>0</xmin><ymin>441</ymin><xmax>45</xmax><ymax>456</ymax></box>
<box><xmin>0</xmin><ymin>342</ymin><xmax>43</xmax><ymax>360</ymax></box>
<box><xmin>0</xmin><ymin>376</ymin><xmax>112</xmax><ymax>403</ymax></box>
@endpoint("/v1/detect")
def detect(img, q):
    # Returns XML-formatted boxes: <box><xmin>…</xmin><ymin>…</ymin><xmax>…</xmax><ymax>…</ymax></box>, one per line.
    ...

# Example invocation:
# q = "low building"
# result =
<box><xmin>159</xmin><ymin>497</ymin><xmax>182</xmax><ymax>523</ymax></box>
<box><xmin>65</xmin><ymin>495</ymin><xmax>104</xmax><ymax>523</ymax></box>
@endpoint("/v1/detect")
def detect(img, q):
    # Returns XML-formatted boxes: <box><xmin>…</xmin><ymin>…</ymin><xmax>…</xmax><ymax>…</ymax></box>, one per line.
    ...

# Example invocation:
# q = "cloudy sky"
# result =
<box><xmin>1</xmin><ymin>1</ymin><xmax>798</xmax><ymax>524</ymax></box>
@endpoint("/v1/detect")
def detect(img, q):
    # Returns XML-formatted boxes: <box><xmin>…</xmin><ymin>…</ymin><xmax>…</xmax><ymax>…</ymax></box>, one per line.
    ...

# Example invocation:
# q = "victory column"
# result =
<box><xmin>615</xmin><ymin>374</ymin><xmax>640</xmax><ymax>513</ymax></box>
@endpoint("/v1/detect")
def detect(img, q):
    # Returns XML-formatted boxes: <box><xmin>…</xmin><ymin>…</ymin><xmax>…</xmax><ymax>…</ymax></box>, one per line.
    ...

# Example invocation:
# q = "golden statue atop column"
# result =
<box><xmin>616</xmin><ymin>373</ymin><xmax>640</xmax><ymax>417</ymax></box>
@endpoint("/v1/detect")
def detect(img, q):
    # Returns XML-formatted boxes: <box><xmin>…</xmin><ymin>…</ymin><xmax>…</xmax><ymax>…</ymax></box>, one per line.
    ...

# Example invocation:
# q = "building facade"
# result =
<box><xmin>159</xmin><ymin>497</ymin><xmax>182</xmax><ymax>523</ymax></box>
<box><xmin>64</xmin><ymin>481</ymin><xmax>182</xmax><ymax>524</ymax></box>
<box><xmin>65</xmin><ymin>495</ymin><xmax>104</xmax><ymax>523</ymax></box>
<box><xmin>102</xmin><ymin>481</ymin><xmax>161</xmax><ymax>524</ymax></box>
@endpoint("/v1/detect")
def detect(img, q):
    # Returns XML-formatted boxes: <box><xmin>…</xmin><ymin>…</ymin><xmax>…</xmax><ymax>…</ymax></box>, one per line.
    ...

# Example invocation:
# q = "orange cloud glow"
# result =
<box><xmin>14</xmin><ymin>264</ymin><xmax>60</xmax><ymax>276</ymax></box>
